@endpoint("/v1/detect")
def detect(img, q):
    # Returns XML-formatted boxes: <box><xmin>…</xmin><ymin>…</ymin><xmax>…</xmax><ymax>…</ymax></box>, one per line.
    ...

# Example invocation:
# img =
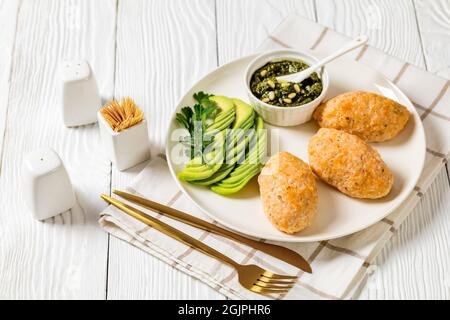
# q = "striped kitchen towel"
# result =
<box><xmin>99</xmin><ymin>15</ymin><xmax>449</xmax><ymax>300</ymax></box>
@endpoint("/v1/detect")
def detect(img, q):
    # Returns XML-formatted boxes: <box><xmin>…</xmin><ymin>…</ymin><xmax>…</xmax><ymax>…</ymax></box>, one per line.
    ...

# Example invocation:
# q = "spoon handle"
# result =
<box><xmin>308</xmin><ymin>35</ymin><xmax>368</xmax><ymax>71</ymax></box>
<box><xmin>281</xmin><ymin>35</ymin><xmax>369</xmax><ymax>83</ymax></box>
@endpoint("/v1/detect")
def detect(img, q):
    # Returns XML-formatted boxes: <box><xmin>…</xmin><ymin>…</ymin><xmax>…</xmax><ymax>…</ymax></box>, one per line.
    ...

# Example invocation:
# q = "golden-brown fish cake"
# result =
<box><xmin>308</xmin><ymin>128</ymin><xmax>393</xmax><ymax>199</ymax></box>
<box><xmin>258</xmin><ymin>152</ymin><xmax>317</xmax><ymax>234</ymax></box>
<box><xmin>313</xmin><ymin>91</ymin><xmax>410</xmax><ymax>142</ymax></box>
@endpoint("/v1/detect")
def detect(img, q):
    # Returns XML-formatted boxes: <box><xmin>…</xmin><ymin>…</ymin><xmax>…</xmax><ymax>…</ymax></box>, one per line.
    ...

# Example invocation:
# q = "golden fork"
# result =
<box><xmin>101</xmin><ymin>194</ymin><xmax>298</xmax><ymax>295</ymax></box>
<box><xmin>113</xmin><ymin>189</ymin><xmax>311</xmax><ymax>273</ymax></box>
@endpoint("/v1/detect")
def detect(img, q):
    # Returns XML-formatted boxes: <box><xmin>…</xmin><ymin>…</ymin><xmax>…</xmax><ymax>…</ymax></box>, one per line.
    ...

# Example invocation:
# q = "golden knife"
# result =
<box><xmin>112</xmin><ymin>189</ymin><xmax>312</xmax><ymax>273</ymax></box>
<box><xmin>101</xmin><ymin>194</ymin><xmax>298</xmax><ymax>295</ymax></box>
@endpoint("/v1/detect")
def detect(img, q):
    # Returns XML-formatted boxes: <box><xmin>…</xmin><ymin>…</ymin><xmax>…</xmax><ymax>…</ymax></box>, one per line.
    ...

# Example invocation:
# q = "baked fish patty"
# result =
<box><xmin>313</xmin><ymin>91</ymin><xmax>410</xmax><ymax>142</ymax></box>
<box><xmin>258</xmin><ymin>152</ymin><xmax>318</xmax><ymax>234</ymax></box>
<box><xmin>308</xmin><ymin>128</ymin><xmax>393</xmax><ymax>199</ymax></box>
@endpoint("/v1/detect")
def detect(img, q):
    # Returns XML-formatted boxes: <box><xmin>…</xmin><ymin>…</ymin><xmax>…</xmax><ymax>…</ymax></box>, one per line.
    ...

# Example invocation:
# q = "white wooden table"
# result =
<box><xmin>1</xmin><ymin>0</ymin><xmax>449</xmax><ymax>300</ymax></box>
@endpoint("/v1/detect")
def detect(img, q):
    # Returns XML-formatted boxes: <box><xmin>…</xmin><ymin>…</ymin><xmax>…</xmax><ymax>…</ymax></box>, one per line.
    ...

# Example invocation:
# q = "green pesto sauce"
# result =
<box><xmin>250</xmin><ymin>59</ymin><xmax>323</xmax><ymax>107</ymax></box>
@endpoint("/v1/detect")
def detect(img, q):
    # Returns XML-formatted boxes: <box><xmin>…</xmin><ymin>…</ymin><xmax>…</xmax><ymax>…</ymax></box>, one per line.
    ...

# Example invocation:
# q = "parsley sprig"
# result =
<box><xmin>176</xmin><ymin>92</ymin><xmax>219</xmax><ymax>159</ymax></box>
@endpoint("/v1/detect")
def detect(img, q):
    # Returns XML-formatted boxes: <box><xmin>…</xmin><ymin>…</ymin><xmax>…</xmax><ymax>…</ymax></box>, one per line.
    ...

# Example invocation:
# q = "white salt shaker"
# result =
<box><xmin>60</xmin><ymin>59</ymin><xmax>101</xmax><ymax>127</ymax></box>
<box><xmin>97</xmin><ymin>112</ymin><xmax>151</xmax><ymax>171</ymax></box>
<box><xmin>22</xmin><ymin>148</ymin><xmax>76</xmax><ymax>221</ymax></box>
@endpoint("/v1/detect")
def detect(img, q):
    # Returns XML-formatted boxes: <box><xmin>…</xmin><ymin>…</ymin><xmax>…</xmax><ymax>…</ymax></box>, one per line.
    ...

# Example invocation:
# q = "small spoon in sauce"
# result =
<box><xmin>276</xmin><ymin>35</ymin><xmax>369</xmax><ymax>83</ymax></box>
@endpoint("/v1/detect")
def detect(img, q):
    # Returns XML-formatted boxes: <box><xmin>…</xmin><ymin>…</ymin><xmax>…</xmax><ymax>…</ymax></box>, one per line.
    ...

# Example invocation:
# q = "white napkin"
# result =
<box><xmin>99</xmin><ymin>15</ymin><xmax>450</xmax><ymax>300</ymax></box>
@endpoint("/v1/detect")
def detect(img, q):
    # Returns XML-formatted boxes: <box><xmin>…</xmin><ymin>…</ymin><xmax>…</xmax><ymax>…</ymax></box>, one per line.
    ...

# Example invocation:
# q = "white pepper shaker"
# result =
<box><xmin>60</xmin><ymin>59</ymin><xmax>101</xmax><ymax>127</ymax></box>
<box><xmin>22</xmin><ymin>148</ymin><xmax>76</xmax><ymax>220</ymax></box>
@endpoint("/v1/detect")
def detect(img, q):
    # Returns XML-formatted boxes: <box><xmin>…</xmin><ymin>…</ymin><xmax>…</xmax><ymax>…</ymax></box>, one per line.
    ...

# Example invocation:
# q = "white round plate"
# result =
<box><xmin>166</xmin><ymin>53</ymin><xmax>426</xmax><ymax>242</ymax></box>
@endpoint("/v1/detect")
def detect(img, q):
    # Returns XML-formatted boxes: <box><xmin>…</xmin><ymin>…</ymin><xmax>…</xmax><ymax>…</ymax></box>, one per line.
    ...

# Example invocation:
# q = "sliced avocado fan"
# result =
<box><xmin>177</xmin><ymin>95</ymin><xmax>267</xmax><ymax>196</ymax></box>
<box><xmin>178</xmin><ymin>96</ymin><xmax>237</xmax><ymax>182</ymax></box>
<box><xmin>210</xmin><ymin>116</ymin><xmax>266</xmax><ymax>196</ymax></box>
<box><xmin>189</xmin><ymin>99</ymin><xmax>256</xmax><ymax>186</ymax></box>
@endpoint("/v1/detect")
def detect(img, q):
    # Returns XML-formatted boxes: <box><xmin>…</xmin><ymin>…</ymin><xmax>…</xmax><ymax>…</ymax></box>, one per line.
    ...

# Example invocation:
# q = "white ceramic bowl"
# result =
<box><xmin>244</xmin><ymin>49</ymin><xmax>330</xmax><ymax>127</ymax></box>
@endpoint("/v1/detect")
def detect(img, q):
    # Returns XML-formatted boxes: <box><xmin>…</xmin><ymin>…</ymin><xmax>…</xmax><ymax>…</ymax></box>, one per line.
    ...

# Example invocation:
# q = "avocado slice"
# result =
<box><xmin>210</xmin><ymin>96</ymin><xmax>235</xmax><ymax>116</ymax></box>
<box><xmin>225</xmin><ymin>120</ymin><xmax>253</xmax><ymax>148</ymax></box>
<box><xmin>240</xmin><ymin>111</ymin><xmax>256</xmax><ymax>128</ymax></box>
<box><xmin>185</xmin><ymin>156</ymin><xmax>206</xmax><ymax>168</ymax></box>
<box><xmin>190</xmin><ymin>163</ymin><xmax>236</xmax><ymax>186</ymax></box>
<box><xmin>245</xmin><ymin>116</ymin><xmax>267</xmax><ymax>163</ymax></box>
<box><xmin>178</xmin><ymin>163</ymin><xmax>223</xmax><ymax>181</ymax></box>
<box><xmin>231</xmin><ymin>99</ymin><xmax>254</xmax><ymax>129</ymax></box>
<box><xmin>194</xmin><ymin>120</ymin><xmax>257</xmax><ymax>186</ymax></box>
<box><xmin>223</xmin><ymin>114</ymin><xmax>255</xmax><ymax>157</ymax></box>
<box><xmin>225</xmin><ymin>127</ymin><xmax>256</xmax><ymax>163</ymax></box>
<box><xmin>209</xmin><ymin>96</ymin><xmax>235</xmax><ymax>125</ymax></box>
<box><xmin>181</xmin><ymin>151</ymin><xmax>223</xmax><ymax>173</ymax></box>
<box><xmin>218</xmin><ymin>164</ymin><xmax>260</xmax><ymax>185</ymax></box>
<box><xmin>206</xmin><ymin>112</ymin><xmax>235</xmax><ymax>133</ymax></box>
<box><xmin>227</xmin><ymin>162</ymin><xmax>256</xmax><ymax>176</ymax></box>
<box><xmin>178</xmin><ymin>130</ymin><xmax>226</xmax><ymax>181</ymax></box>
<box><xmin>206</xmin><ymin>95</ymin><xmax>236</xmax><ymax>133</ymax></box>
<box><xmin>210</xmin><ymin>166</ymin><xmax>261</xmax><ymax>196</ymax></box>
<box><xmin>184</xmin><ymin>130</ymin><xmax>225</xmax><ymax>168</ymax></box>
<box><xmin>208</xmin><ymin>99</ymin><xmax>253</xmax><ymax>144</ymax></box>
<box><xmin>192</xmin><ymin>126</ymin><xmax>255</xmax><ymax>186</ymax></box>
<box><xmin>210</xmin><ymin>115</ymin><xmax>266</xmax><ymax>196</ymax></box>
<box><xmin>214</xmin><ymin>107</ymin><xmax>234</xmax><ymax>123</ymax></box>
<box><xmin>229</xmin><ymin>116</ymin><xmax>265</xmax><ymax>167</ymax></box>
<box><xmin>195</xmin><ymin>125</ymin><xmax>255</xmax><ymax>186</ymax></box>
<box><xmin>254</xmin><ymin>115</ymin><xmax>264</xmax><ymax>131</ymax></box>
<box><xmin>246</xmin><ymin>132</ymin><xmax>267</xmax><ymax>165</ymax></box>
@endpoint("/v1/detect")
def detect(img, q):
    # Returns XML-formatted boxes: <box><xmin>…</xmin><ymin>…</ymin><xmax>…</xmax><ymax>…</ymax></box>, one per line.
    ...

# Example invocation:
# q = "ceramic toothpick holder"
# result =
<box><xmin>22</xmin><ymin>148</ymin><xmax>76</xmax><ymax>221</ymax></box>
<box><xmin>60</xmin><ymin>59</ymin><xmax>101</xmax><ymax>127</ymax></box>
<box><xmin>97</xmin><ymin>112</ymin><xmax>151</xmax><ymax>171</ymax></box>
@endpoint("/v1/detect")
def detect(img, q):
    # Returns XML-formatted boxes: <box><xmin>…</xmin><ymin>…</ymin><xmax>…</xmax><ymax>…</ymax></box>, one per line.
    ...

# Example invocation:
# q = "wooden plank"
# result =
<box><xmin>413</xmin><ymin>0</ymin><xmax>450</xmax><ymax>183</ymax></box>
<box><xmin>316</xmin><ymin>0</ymin><xmax>426</xmax><ymax>67</ymax></box>
<box><xmin>314</xmin><ymin>0</ymin><xmax>450</xmax><ymax>299</ymax></box>
<box><xmin>0</xmin><ymin>0</ymin><xmax>116</xmax><ymax>299</ymax></box>
<box><xmin>216</xmin><ymin>0</ymin><xmax>316</xmax><ymax>64</ymax></box>
<box><xmin>0</xmin><ymin>0</ymin><xmax>20</xmax><ymax>164</ymax></box>
<box><xmin>359</xmin><ymin>170</ymin><xmax>450</xmax><ymax>300</ymax></box>
<box><xmin>414</xmin><ymin>0</ymin><xmax>450</xmax><ymax>79</ymax></box>
<box><xmin>106</xmin><ymin>0</ymin><xmax>224</xmax><ymax>300</ymax></box>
